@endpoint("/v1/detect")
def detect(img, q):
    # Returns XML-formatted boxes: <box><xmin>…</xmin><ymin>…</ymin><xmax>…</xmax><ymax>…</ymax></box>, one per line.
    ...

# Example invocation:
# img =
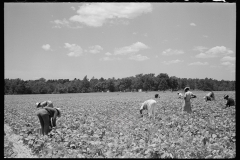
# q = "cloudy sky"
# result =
<box><xmin>5</xmin><ymin>3</ymin><xmax>236</xmax><ymax>81</ymax></box>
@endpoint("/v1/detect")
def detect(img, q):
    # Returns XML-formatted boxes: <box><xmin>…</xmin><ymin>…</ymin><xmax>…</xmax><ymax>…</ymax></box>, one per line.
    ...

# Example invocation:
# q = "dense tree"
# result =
<box><xmin>4</xmin><ymin>73</ymin><xmax>235</xmax><ymax>95</ymax></box>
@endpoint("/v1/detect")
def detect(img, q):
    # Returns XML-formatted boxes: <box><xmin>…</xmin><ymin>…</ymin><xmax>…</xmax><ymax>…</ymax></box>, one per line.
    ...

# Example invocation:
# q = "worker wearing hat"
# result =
<box><xmin>223</xmin><ymin>94</ymin><xmax>235</xmax><ymax>109</ymax></box>
<box><xmin>182</xmin><ymin>87</ymin><xmax>196</xmax><ymax>113</ymax></box>
<box><xmin>203</xmin><ymin>91</ymin><xmax>215</xmax><ymax>102</ymax></box>
<box><xmin>36</xmin><ymin>107</ymin><xmax>61</xmax><ymax>135</ymax></box>
<box><xmin>36</xmin><ymin>100</ymin><xmax>54</xmax><ymax>108</ymax></box>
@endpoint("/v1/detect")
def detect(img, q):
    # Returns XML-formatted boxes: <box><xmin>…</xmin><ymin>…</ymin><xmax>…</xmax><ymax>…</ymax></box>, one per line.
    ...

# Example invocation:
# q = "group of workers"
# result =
<box><xmin>140</xmin><ymin>87</ymin><xmax>235</xmax><ymax>119</ymax></box>
<box><xmin>36</xmin><ymin>87</ymin><xmax>235</xmax><ymax>136</ymax></box>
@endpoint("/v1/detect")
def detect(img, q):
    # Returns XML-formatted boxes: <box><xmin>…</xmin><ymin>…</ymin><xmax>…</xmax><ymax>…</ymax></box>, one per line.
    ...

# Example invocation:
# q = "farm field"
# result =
<box><xmin>4</xmin><ymin>91</ymin><xmax>235</xmax><ymax>158</ymax></box>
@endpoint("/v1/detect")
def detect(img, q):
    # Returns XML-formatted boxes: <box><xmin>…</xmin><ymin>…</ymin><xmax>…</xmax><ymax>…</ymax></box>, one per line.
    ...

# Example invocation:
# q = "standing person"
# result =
<box><xmin>36</xmin><ymin>100</ymin><xmax>54</xmax><ymax>108</ymax></box>
<box><xmin>182</xmin><ymin>87</ymin><xmax>196</xmax><ymax>113</ymax></box>
<box><xmin>139</xmin><ymin>99</ymin><xmax>157</xmax><ymax>119</ymax></box>
<box><xmin>36</xmin><ymin>107</ymin><xmax>61</xmax><ymax>135</ymax></box>
<box><xmin>223</xmin><ymin>94</ymin><xmax>235</xmax><ymax>109</ymax></box>
<box><xmin>203</xmin><ymin>91</ymin><xmax>215</xmax><ymax>102</ymax></box>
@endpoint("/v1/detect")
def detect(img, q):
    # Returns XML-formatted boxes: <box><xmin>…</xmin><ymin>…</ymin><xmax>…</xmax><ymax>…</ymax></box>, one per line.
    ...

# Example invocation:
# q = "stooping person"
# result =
<box><xmin>177</xmin><ymin>92</ymin><xmax>183</xmax><ymax>99</ymax></box>
<box><xmin>203</xmin><ymin>91</ymin><xmax>215</xmax><ymax>102</ymax></box>
<box><xmin>36</xmin><ymin>107</ymin><xmax>61</xmax><ymax>135</ymax></box>
<box><xmin>140</xmin><ymin>99</ymin><xmax>157</xmax><ymax>120</ymax></box>
<box><xmin>36</xmin><ymin>100</ymin><xmax>54</xmax><ymax>108</ymax></box>
<box><xmin>223</xmin><ymin>94</ymin><xmax>235</xmax><ymax>109</ymax></box>
<box><xmin>182</xmin><ymin>87</ymin><xmax>196</xmax><ymax>113</ymax></box>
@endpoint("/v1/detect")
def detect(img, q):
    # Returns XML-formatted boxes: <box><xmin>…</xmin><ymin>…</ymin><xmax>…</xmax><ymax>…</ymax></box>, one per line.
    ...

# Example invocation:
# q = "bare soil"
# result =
<box><xmin>4</xmin><ymin>124</ymin><xmax>38</xmax><ymax>158</ymax></box>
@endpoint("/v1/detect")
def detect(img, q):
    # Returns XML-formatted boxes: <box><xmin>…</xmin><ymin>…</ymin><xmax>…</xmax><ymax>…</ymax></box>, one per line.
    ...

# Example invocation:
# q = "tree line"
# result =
<box><xmin>4</xmin><ymin>73</ymin><xmax>235</xmax><ymax>95</ymax></box>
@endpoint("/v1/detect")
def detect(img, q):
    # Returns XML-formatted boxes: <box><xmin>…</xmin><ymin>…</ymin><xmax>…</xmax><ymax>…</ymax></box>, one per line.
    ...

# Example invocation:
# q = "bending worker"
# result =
<box><xmin>36</xmin><ymin>107</ymin><xmax>61</xmax><ymax>135</ymax></box>
<box><xmin>203</xmin><ymin>91</ymin><xmax>215</xmax><ymax>102</ymax></box>
<box><xmin>223</xmin><ymin>94</ymin><xmax>235</xmax><ymax>109</ymax></box>
<box><xmin>140</xmin><ymin>99</ymin><xmax>157</xmax><ymax>119</ymax></box>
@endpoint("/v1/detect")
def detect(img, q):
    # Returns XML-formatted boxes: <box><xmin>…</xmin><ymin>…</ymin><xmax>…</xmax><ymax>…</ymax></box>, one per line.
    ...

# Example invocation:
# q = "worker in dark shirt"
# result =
<box><xmin>223</xmin><ymin>94</ymin><xmax>235</xmax><ymax>108</ymax></box>
<box><xmin>36</xmin><ymin>107</ymin><xmax>61</xmax><ymax>135</ymax></box>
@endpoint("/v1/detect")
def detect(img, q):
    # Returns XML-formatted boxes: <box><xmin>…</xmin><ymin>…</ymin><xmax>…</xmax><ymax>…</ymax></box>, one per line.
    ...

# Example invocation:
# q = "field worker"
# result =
<box><xmin>155</xmin><ymin>94</ymin><xmax>160</xmax><ymax>98</ymax></box>
<box><xmin>36</xmin><ymin>100</ymin><xmax>54</xmax><ymax>108</ymax></box>
<box><xmin>203</xmin><ymin>91</ymin><xmax>215</xmax><ymax>102</ymax></box>
<box><xmin>36</xmin><ymin>107</ymin><xmax>61</xmax><ymax>135</ymax></box>
<box><xmin>223</xmin><ymin>94</ymin><xmax>235</xmax><ymax>109</ymax></box>
<box><xmin>177</xmin><ymin>92</ymin><xmax>183</xmax><ymax>98</ymax></box>
<box><xmin>140</xmin><ymin>99</ymin><xmax>157</xmax><ymax>119</ymax></box>
<box><xmin>182</xmin><ymin>87</ymin><xmax>196</xmax><ymax>113</ymax></box>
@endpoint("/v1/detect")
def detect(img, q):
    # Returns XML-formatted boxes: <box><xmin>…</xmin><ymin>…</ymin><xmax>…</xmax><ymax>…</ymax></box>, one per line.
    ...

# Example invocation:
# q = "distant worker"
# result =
<box><xmin>177</xmin><ymin>92</ymin><xmax>183</xmax><ymax>99</ymax></box>
<box><xmin>155</xmin><ymin>94</ymin><xmax>160</xmax><ymax>98</ymax></box>
<box><xmin>36</xmin><ymin>107</ymin><xmax>61</xmax><ymax>135</ymax></box>
<box><xmin>203</xmin><ymin>91</ymin><xmax>215</xmax><ymax>102</ymax></box>
<box><xmin>36</xmin><ymin>100</ymin><xmax>54</xmax><ymax>108</ymax></box>
<box><xmin>140</xmin><ymin>99</ymin><xmax>157</xmax><ymax>120</ymax></box>
<box><xmin>223</xmin><ymin>94</ymin><xmax>235</xmax><ymax>109</ymax></box>
<box><xmin>182</xmin><ymin>87</ymin><xmax>196</xmax><ymax>113</ymax></box>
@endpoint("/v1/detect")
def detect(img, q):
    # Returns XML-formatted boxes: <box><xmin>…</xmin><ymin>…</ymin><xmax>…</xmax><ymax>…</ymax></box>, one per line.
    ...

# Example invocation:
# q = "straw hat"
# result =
<box><xmin>224</xmin><ymin>94</ymin><xmax>229</xmax><ymax>99</ymax></box>
<box><xmin>184</xmin><ymin>87</ymin><xmax>190</xmax><ymax>92</ymax></box>
<box><xmin>36</xmin><ymin>102</ymin><xmax>41</xmax><ymax>108</ymax></box>
<box><xmin>56</xmin><ymin>108</ymin><xmax>61</xmax><ymax>117</ymax></box>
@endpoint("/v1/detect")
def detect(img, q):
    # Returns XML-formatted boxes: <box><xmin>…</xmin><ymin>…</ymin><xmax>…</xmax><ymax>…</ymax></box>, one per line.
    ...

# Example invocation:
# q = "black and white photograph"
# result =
<box><xmin>4</xmin><ymin>2</ymin><xmax>235</xmax><ymax>158</ymax></box>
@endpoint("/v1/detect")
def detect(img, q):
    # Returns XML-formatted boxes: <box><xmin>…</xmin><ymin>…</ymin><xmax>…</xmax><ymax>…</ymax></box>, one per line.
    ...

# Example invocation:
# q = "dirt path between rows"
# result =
<box><xmin>4</xmin><ymin>124</ymin><xmax>38</xmax><ymax>158</ymax></box>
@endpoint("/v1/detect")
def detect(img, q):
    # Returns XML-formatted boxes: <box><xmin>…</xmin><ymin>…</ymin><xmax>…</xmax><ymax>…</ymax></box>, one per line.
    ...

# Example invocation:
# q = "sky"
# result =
<box><xmin>4</xmin><ymin>3</ymin><xmax>236</xmax><ymax>81</ymax></box>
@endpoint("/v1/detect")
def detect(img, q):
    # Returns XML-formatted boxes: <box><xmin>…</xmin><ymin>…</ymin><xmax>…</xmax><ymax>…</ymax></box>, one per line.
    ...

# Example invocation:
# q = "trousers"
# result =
<box><xmin>36</xmin><ymin>109</ymin><xmax>51</xmax><ymax>135</ymax></box>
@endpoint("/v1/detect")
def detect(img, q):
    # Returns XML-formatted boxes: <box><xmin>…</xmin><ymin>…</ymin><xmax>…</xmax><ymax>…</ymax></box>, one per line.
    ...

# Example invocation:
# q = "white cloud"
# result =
<box><xmin>129</xmin><ymin>54</ymin><xmax>149</xmax><ymax>61</ymax></box>
<box><xmin>71</xmin><ymin>6</ymin><xmax>76</xmax><ymax>10</ymax></box>
<box><xmin>69</xmin><ymin>3</ymin><xmax>152</xmax><ymax>27</ymax></box>
<box><xmin>114</xmin><ymin>42</ymin><xmax>149</xmax><ymax>55</ymax></box>
<box><xmin>64</xmin><ymin>43</ymin><xmax>83</xmax><ymax>57</ymax></box>
<box><xmin>193</xmin><ymin>46</ymin><xmax>208</xmax><ymax>52</ymax></box>
<box><xmin>221</xmin><ymin>61</ymin><xmax>234</xmax><ymax>66</ymax></box>
<box><xmin>100</xmin><ymin>57</ymin><xmax>121</xmax><ymax>61</ymax></box>
<box><xmin>195</xmin><ymin>46</ymin><xmax>234</xmax><ymax>58</ymax></box>
<box><xmin>188</xmin><ymin>62</ymin><xmax>209</xmax><ymax>66</ymax></box>
<box><xmin>42</xmin><ymin>44</ymin><xmax>51</xmax><ymax>51</ymax></box>
<box><xmin>52</xmin><ymin>19</ymin><xmax>70</xmax><ymax>28</ymax></box>
<box><xmin>86</xmin><ymin>45</ymin><xmax>103</xmax><ymax>54</ymax></box>
<box><xmin>162</xmin><ymin>59</ymin><xmax>183</xmax><ymax>65</ymax></box>
<box><xmin>52</xmin><ymin>18</ymin><xmax>82</xmax><ymax>29</ymax></box>
<box><xmin>162</xmin><ymin>48</ymin><xmax>184</xmax><ymax>56</ymax></box>
<box><xmin>220</xmin><ymin>56</ymin><xmax>235</xmax><ymax>62</ymax></box>
<box><xmin>190</xmin><ymin>23</ymin><xmax>196</xmax><ymax>26</ymax></box>
<box><xmin>105</xmin><ymin>52</ymin><xmax>112</xmax><ymax>56</ymax></box>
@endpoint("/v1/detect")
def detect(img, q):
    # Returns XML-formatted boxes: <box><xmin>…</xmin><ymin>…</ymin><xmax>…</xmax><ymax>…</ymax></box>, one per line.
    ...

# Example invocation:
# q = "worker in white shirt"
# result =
<box><xmin>139</xmin><ymin>99</ymin><xmax>157</xmax><ymax>119</ymax></box>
